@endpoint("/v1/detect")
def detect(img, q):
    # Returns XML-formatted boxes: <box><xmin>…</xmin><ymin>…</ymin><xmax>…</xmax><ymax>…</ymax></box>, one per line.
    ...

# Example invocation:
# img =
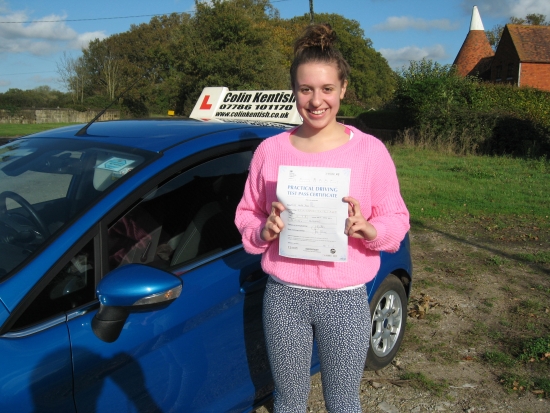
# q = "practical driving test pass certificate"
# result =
<box><xmin>276</xmin><ymin>165</ymin><xmax>351</xmax><ymax>262</ymax></box>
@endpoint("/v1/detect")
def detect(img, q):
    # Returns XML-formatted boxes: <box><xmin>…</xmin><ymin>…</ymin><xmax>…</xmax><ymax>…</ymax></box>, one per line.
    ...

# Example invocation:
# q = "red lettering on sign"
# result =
<box><xmin>200</xmin><ymin>95</ymin><xmax>213</xmax><ymax>110</ymax></box>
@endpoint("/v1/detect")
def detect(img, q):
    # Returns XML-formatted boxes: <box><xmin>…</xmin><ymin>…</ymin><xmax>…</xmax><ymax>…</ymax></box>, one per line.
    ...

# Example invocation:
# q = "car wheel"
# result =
<box><xmin>365</xmin><ymin>274</ymin><xmax>407</xmax><ymax>371</ymax></box>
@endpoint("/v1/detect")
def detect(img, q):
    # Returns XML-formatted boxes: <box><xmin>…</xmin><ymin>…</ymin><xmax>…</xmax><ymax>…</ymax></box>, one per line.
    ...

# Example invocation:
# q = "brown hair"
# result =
<box><xmin>290</xmin><ymin>23</ymin><xmax>350</xmax><ymax>89</ymax></box>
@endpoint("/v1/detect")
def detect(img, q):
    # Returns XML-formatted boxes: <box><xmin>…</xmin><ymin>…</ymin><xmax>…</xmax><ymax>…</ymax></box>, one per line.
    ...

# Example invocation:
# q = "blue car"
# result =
<box><xmin>0</xmin><ymin>119</ymin><xmax>412</xmax><ymax>413</ymax></box>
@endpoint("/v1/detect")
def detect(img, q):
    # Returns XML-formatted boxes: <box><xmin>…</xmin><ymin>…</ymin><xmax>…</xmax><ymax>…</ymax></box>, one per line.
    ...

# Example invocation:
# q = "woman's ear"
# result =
<box><xmin>340</xmin><ymin>80</ymin><xmax>348</xmax><ymax>99</ymax></box>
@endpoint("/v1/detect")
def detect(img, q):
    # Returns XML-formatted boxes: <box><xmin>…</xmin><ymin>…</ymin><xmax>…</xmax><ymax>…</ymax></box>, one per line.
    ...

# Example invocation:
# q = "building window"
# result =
<box><xmin>495</xmin><ymin>65</ymin><xmax>502</xmax><ymax>81</ymax></box>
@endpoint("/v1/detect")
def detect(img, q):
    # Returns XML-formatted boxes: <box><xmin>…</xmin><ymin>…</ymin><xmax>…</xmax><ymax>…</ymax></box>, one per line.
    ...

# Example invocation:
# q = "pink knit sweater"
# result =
<box><xmin>234</xmin><ymin>125</ymin><xmax>410</xmax><ymax>289</ymax></box>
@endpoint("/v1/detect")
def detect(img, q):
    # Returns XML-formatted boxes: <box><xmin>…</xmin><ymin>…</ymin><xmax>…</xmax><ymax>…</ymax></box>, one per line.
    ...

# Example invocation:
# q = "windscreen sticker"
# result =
<box><xmin>96</xmin><ymin>157</ymin><xmax>136</xmax><ymax>172</ymax></box>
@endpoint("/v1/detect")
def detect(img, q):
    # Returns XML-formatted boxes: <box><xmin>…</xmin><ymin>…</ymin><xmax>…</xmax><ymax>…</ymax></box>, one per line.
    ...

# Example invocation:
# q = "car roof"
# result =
<box><xmin>27</xmin><ymin>119</ymin><xmax>289</xmax><ymax>152</ymax></box>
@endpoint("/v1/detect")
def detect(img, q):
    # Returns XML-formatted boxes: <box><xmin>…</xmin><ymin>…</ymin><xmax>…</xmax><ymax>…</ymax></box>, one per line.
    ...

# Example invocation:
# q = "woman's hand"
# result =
<box><xmin>261</xmin><ymin>201</ymin><xmax>285</xmax><ymax>242</ymax></box>
<box><xmin>343</xmin><ymin>196</ymin><xmax>377</xmax><ymax>241</ymax></box>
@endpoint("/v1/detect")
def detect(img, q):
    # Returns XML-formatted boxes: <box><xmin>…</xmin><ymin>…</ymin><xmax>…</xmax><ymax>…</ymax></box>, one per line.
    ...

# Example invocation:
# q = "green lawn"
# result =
<box><xmin>0</xmin><ymin>123</ymin><xmax>80</xmax><ymax>137</ymax></box>
<box><xmin>390</xmin><ymin>145</ymin><xmax>550</xmax><ymax>224</ymax></box>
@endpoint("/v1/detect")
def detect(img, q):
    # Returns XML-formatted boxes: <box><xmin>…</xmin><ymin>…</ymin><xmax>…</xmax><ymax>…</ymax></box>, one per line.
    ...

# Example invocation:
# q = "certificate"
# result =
<box><xmin>276</xmin><ymin>165</ymin><xmax>351</xmax><ymax>262</ymax></box>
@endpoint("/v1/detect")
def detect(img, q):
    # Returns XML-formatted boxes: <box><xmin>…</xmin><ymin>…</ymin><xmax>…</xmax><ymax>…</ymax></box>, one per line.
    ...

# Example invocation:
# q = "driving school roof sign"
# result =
<box><xmin>189</xmin><ymin>87</ymin><xmax>302</xmax><ymax>124</ymax></box>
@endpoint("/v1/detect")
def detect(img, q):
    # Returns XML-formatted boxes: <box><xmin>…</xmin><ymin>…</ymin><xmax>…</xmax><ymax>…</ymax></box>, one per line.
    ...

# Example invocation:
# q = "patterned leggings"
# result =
<box><xmin>263</xmin><ymin>278</ymin><xmax>371</xmax><ymax>413</ymax></box>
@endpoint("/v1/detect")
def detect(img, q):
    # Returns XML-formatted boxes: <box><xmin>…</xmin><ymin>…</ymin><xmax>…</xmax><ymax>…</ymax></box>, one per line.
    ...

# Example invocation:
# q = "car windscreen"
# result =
<box><xmin>0</xmin><ymin>137</ymin><xmax>156</xmax><ymax>279</ymax></box>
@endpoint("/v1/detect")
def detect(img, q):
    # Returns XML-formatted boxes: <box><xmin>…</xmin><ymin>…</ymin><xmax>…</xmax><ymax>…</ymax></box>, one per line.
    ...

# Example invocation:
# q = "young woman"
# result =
<box><xmin>235</xmin><ymin>23</ymin><xmax>410</xmax><ymax>412</ymax></box>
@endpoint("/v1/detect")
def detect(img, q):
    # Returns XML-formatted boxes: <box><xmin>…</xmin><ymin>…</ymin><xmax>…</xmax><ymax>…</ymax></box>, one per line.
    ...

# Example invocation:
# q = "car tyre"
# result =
<box><xmin>365</xmin><ymin>274</ymin><xmax>407</xmax><ymax>371</ymax></box>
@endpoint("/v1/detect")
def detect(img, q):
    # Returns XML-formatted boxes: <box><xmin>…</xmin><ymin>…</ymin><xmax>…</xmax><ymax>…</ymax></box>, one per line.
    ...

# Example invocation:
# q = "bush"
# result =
<box><xmin>67</xmin><ymin>104</ymin><xmax>88</xmax><ymax>112</ymax></box>
<box><xmin>391</xmin><ymin>59</ymin><xmax>550</xmax><ymax>157</ymax></box>
<box><xmin>338</xmin><ymin>104</ymin><xmax>365</xmax><ymax>117</ymax></box>
<box><xmin>122</xmin><ymin>98</ymin><xmax>149</xmax><ymax>118</ymax></box>
<box><xmin>0</xmin><ymin>105</ymin><xmax>21</xmax><ymax>116</ymax></box>
<box><xmin>357</xmin><ymin>109</ymin><xmax>411</xmax><ymax>130</ymax></box>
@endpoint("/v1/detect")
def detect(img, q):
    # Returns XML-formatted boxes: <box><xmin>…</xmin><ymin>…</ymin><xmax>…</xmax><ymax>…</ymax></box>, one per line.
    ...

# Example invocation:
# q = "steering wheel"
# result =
<box><xmin>0</xmin><ymin>191</ymin><xmax>51</xmax><ymax>238</ymax></box>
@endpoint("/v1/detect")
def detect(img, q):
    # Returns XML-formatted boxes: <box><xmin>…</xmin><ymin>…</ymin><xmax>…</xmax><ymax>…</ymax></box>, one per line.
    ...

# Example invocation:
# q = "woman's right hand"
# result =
<box><xmin>261</xmin><ymin>201</ymin><xmax>285</xmax><ymax>242</ymax></box>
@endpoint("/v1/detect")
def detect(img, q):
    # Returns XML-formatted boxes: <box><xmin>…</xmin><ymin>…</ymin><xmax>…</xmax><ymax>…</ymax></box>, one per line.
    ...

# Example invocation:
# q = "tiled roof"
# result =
<box><xmin>453</xmin><ymin>30</ymin><xmax>494</xmax><ymax>77</ymax></box>
<box><xmin>507</xmin><ymin>25</ymin><xmax>550</xmax><ymax>63</ymax></box>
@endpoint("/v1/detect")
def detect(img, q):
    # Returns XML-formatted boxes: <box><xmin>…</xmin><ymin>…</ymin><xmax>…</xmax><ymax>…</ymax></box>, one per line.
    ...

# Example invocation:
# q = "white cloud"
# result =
<box><xmin>461</xmin><ymin>0</ymin><xmax>550</xmax><ymax>19</ymax></box>
<box><xmin>380</xmin><ymin>44</ymin><xmax>447</xmax><ymax>69</ymax></box>
<box><xmin>70</xmin><ymin>31</ymin><xmax>108</xmax><ymax>50</ymax></box>
<box><xmin>0</xmin><ymin>6</ymin><xmax>107</xmax><ymax>56</ymax></box>
<box><xmin>31</xmin><ymin>74</ymin><xmax>58</xmax><ymax>84</ymax></box>
<box><xmin>374</xmin><ymin>16</ymin><xmax>460</xmax><ymax>31</ymax></box>
<box><xmin>0</xmin><ymin>79</ymin><xmax>11</xmax><ymax>87</ymax></box>
<box><xmin>0</xmin><ymin>39</ymin><xmax>59</xmax><ymax>56</ymax></box>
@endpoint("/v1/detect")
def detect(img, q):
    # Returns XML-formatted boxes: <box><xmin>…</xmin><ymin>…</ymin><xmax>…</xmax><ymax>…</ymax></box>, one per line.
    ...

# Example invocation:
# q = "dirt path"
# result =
<box><xmin>257</xmin><ymin>217</ymin><xmax>550</xmax><ymax>412</ymax></box>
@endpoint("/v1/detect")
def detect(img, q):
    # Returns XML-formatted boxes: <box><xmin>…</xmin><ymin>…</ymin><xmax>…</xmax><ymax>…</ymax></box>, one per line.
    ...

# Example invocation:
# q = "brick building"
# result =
<box><xmin>454</xmin><ymin>7</ymin><xmax>550</xmax><ymax>92</ymax></box>
<box><xmin>490</xmin><ymin>25</ymin><xmax>550</xmax><ymax>91</ymax></box>
<box><xmin>453</xmin><ymin>6</ymin><xmax>494</xmax><ymax>79</ymax></box>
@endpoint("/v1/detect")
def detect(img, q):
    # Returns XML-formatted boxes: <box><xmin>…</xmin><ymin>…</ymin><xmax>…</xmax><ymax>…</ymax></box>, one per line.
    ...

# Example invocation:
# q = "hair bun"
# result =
<box><xmin>294</xmin><ymin>23</ymin><xmax>337</xmax><ymax>55</ymax></box>
<box><xmin>289</xmin><ymin>23</ymin><xmax>350</xmax><ymax>89</ymax></box>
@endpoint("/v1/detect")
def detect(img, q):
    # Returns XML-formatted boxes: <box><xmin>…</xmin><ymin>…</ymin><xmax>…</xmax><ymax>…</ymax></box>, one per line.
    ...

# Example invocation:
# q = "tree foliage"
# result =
<box><xmin>0</xmin><ymin>86</ymin><xmax>70</xmax><ymax>110</ymax></box>
<box><xmin>45</xmin><ymin>0</ymin><xmax>396</xmax><ymax>116</ymax></box>
<box><xmin>394</xmin><ymin>59</ymin><xmax>478</xmax><ymax>127</ymax></box>
<box><xmin>56</xmin><ymin>52</ymin><xmax>88</xmax><ymax>104</ymax></box>
<box><xmin>174</xmin><ymin>0</ymin><xmax>289</xmax><ymax>114</ymax></box>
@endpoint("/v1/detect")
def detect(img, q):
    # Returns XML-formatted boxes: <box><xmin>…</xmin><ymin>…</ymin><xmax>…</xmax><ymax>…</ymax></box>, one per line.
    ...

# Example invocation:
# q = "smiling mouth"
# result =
<box><xmin>309</xmin><ymin>109</ymin><xmax>327</xmax><ymax>115</ymax></box>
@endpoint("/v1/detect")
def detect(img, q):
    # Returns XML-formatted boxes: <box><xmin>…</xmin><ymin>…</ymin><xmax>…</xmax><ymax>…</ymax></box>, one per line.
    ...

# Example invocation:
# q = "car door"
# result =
<box><xmin>0</xmin><ymin>323</ymin><xmax>75</xmax><ymax>413</ymax></box>
<box><xmin>68</xmin><ymin>143</ymin><xmax>272</xmax><ymax>413</ymax></box>
<box><xmin>0</xmin><ymin>234</ymin><xmax>97</xmax><ymax>413</ymax></box>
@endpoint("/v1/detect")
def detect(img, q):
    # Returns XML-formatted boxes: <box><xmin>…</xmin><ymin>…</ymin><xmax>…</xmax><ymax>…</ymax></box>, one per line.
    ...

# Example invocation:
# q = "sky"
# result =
<box><xmin>1</xmin><ymin>0</ymin><xmax>550</xmax><ymax>93</ymax></box>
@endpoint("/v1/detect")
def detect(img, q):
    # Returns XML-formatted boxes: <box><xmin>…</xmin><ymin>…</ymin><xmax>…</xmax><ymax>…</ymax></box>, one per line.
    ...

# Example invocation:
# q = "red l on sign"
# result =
<box><xmin>200</xmin><ymin>95</ymin><xmax>212</xmax><ymax>110</ymax></box>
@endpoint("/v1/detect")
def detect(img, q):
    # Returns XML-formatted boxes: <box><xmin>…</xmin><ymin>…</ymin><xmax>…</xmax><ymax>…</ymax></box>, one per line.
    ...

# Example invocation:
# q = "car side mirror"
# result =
<box><xmin>92</xmin><ymin>264</ymin><xmax>182</xmax><ymax>343</ymax></box>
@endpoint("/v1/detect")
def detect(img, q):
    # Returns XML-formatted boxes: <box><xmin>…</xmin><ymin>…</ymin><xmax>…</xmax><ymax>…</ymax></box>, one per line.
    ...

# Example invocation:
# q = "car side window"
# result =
<box><xmin>107</xmin><ymin>150</ymin><xmax>253</xmax><ymax>271</ymax></box>
<box><xmin>11</xmin><ymin>238</ymin><xmax>96</xmax><ymax>331</ymax></box>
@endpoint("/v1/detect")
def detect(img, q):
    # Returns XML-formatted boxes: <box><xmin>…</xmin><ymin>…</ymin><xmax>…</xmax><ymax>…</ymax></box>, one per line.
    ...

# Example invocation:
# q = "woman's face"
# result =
<box><xmin>293</xmin><ymin>62</ymin><xmax>347</xmax><ymax>131</ymax></box>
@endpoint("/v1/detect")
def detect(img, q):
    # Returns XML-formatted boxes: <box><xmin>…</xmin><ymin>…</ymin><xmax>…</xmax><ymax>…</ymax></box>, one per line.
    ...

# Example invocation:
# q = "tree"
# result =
<box><xmin>56</xmin><ymin>52</ymin><xmax>88</xmax><ymax>103</ymax></box>
<box><xmin>82</xmin><ymin>40</ymin><xmax>122</xmax><ymax>101</ymax></box>
<box><xmin>487</xmin><ymin>14</ymin><xmax>549</xmax><ymax>50</ymax></box>
<box><xmin>76</xmin><ymin>13</ymin><xmax>190</xmax><ymax>115</ymax></box>
<box><xmin>115</xmin><ymin>12</ymin><xmax>191</xmax><ymax>114</ymax></box>
<box><xmin>515</xmin><ymin>13</ymin><xmax>548</xmax><ymax>25</ymax></box>
<box><xmin>393</xmin><ymin>59</ymin><xmax>481</xmax><ymax>126</ymax></box>
<box><xmin>52</xmin><ymin>1</ymin><xmax>394</xmax><ymax>114</ymax></box>
<box><xmin>174</xmin><ymin>0</ymin><xmax>288</xmax><ymax>114</ymax></box>
<box><xmin>0</xmin><ymin>86</ymin><xmax>69</xmax><ymax>109</ymax></box>
<box><xmin>102</xmin><ymin>51</ymin><xmax>119</xmax><ymax>101</ymax></box>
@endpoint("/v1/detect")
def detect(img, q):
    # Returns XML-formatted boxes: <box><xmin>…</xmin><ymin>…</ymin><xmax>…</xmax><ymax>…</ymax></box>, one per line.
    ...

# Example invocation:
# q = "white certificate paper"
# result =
<box><xmin>276</xmin><ymin>165</ymin><xmax>351</xmax><ymax>262</ymax></box>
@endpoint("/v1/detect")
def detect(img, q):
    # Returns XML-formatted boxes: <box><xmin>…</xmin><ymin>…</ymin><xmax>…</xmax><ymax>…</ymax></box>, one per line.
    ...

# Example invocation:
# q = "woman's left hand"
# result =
<box><xmin>343</xmin><ymin>196</ymin><xmax>377</xmax><ymax>241</ymax></box>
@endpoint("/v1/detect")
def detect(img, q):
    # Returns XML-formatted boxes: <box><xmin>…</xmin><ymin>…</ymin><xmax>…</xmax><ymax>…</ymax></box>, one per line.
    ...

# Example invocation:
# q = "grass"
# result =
<box><xmin>499</xmin><ymin>373</ymin><xmax>550</xmax><ymax>398</ymax></box>
<box><xmin>384</xmin><ymin>144</ymin><xmax>550</xmax><ymax>399</ymax></box>
<box><xmin>388</xmin><ymin>144</ymin><xmax>549</xmax><ymax>398</ymax></box>
<box><xmin>399</xmin><ymin>372</ymin><xmax>448</xmax><ymax>396</ymax></box>
<box><xmin>388</xmin><ymin>145</ymin><xmax>550</xmax><ymax>224</ymax></box>
<box><xmin>516</xmin><ymin>251</ymin><xmax>550</xmax><ymax>264</ymax></box>
<box><xmin>0</xmin><ymin>123</ymin><xmax>80</xmax><ymax>137</ymax></box>
<box><xmin>484</xmin><ymin>350</ymin><xmax>517</xmax><ymax>367</ymax></box>
<box><xmin>518</xmin><ymin>335</ymin><xmax>550</xmax><ymax>361</ymax></box>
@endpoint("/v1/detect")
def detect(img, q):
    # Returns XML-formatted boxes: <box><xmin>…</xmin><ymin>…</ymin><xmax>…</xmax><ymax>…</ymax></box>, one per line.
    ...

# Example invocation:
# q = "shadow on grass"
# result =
<box><xmin>410</xmin><ymin>218</ymin><xmax>550</xmax><ymax>277</ymax></box>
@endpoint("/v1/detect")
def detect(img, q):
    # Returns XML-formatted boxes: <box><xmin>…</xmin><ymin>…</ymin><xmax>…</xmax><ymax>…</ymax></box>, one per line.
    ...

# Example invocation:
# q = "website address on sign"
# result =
<box><xmin>215</xmin><ymin>111</ymin><xmax>290</xmax><ymax>119</ymax></box>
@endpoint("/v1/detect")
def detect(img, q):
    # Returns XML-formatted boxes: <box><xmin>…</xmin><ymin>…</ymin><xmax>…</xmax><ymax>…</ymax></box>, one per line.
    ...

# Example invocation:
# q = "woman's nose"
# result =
<box><xmin>310</xmin><ymin>90</ymin><xmax>322</xmax><ymax>106</ymax></box>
